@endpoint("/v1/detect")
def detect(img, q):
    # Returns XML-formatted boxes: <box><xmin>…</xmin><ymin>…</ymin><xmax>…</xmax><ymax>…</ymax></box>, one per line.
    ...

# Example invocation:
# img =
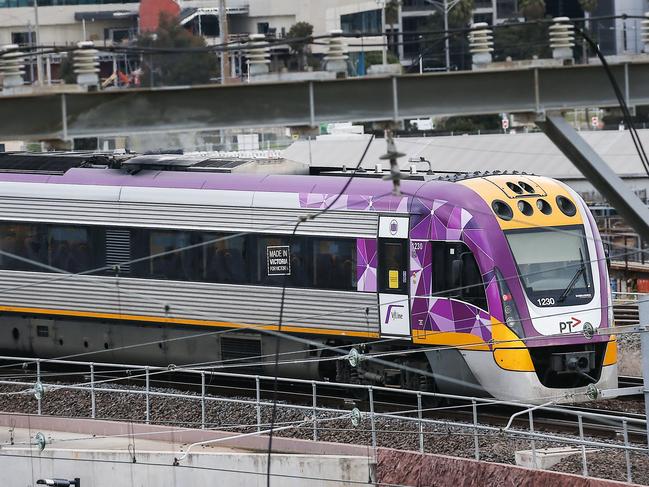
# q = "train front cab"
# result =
<box><xmin>407</xmin><ymin>176</ymin><xmax>618</xmax><ymax>404</ymax></box>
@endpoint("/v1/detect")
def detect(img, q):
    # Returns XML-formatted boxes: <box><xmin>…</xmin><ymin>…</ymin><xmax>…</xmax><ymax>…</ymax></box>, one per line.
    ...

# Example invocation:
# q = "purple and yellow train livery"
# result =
<box><xmin>0</xmin><ymin>153</ymin><xmax>617</xmax><ymax>403</ymax></box>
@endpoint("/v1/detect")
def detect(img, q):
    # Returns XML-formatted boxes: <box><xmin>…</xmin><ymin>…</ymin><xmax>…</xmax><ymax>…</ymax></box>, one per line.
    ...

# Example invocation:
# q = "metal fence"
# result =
<box><xmin>0</xmin><ymin>354</ymin><xmax>646</xmax><ymax>483</ymax></box>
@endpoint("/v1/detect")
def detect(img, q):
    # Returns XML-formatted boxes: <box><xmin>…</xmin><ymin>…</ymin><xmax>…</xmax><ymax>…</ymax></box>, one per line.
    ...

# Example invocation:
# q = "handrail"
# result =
<box><xmin>0</xmin><ymin>353</ymin><xmax>643</xmax><ymax>426</ymax></box>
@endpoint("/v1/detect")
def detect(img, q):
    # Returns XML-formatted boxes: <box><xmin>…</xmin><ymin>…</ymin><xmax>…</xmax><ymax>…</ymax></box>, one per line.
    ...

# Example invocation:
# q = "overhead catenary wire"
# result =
<box><xmin>266</xmin><ymin>133</ymin><xmax>375</xmax><ymax>486</ymax></box>
<box><xmin>1</xmin><ymin>13</ymin><xmax>647</xmax><ymax>485</ymax></box>
<box><xmin>574</xmin><ymin>25</ymin><xmax>649</xmax><ymax>179</ymax></box>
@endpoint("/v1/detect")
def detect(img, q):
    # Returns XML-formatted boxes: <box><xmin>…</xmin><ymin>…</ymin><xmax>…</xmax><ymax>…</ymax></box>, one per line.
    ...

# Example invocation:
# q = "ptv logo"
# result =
<box><xmin>559</xmin><ymin>316</ymin><xmax>582</xmax><ymax>333</ymax></box>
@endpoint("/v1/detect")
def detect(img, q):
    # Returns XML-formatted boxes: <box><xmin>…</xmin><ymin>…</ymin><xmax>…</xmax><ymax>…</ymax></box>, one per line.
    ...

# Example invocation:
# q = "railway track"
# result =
<box><xmin>0</xmin><ymin>359</ymin><xmax>645</xmax><ymax>446</ymax></box>
<box><xmin>619</xmin><ymin>375</ymin><xmax>645</xmax><ymax>389</ymax></box>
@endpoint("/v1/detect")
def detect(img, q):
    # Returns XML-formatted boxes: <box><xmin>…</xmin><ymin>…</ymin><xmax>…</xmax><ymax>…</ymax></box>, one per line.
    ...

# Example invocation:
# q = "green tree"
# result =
<box><xmin>286</xmin><ymin>21</ymin><xmax>314</xmax><ymax>71</ymax></box>
<box><xmin>138</xmin><ymin>12</ymin><xmax>217</xmax><ymax>87</ymax></box>
<box><xmin>578</xmin><ymin>0</ymin><xmax>598</xmax><ymax>13</ymax></box>
<box><xmin>385</xmin><ymin>0</ymin><xmax>400</xmax><ymax>26</ymax></box>
<box><xmin>518</xmin><ymin>0</ymin><xmax>546</xmax><ymax>19</ymax></box>
<box><xmin>493</xmin><ymin>19</ymin><xmax>551</xmax><ymax>61</ymax></box>
<box><xmin>58</xmin><ymin>54</ymin><xmax>75</xmax><ymax>84</ymax></box>
<box><xmin>419</xmin><ymin>10</ymin><xmax>471</xmax><ymax>71</ymax></box>
<box><xmin>449</xmin><ymin>0</ymin><xmax>474</xmax><ymax>24</ymax></box>
<box><xmin>440</xmin><ymin>114</ymin><xmax>501</xmax><ymax>132</ymax></box>
<box><xmin>364</xmin><ymin>50</ymin><xmax>400</xmax><ymax>71</ymax></box>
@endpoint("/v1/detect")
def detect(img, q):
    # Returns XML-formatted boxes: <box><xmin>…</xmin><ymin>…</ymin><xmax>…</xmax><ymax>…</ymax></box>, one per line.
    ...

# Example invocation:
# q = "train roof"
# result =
<box><xmin>0</xmin><ymin>151</ymin><xmax>534</xmax><ymax>192</ymax></box>
<box><xmin>0</xmin><ymin>152</ymin><xmax>582</xmax><ymax>235</ymax></box>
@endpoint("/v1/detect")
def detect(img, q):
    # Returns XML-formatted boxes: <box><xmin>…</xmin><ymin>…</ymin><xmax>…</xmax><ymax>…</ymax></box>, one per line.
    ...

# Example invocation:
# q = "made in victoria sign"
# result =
<box><xmin>267</xmin><ymin>246</ymin><xmax>291</xmax><ymax>276</ymax></box>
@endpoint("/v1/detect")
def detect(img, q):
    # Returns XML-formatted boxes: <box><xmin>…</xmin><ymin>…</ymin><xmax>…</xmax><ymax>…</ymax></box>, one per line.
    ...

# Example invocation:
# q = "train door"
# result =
<box><xmin>378</xmin><ymin>216</ymin><xmax>411</xmax><ymax>337</ymax></box>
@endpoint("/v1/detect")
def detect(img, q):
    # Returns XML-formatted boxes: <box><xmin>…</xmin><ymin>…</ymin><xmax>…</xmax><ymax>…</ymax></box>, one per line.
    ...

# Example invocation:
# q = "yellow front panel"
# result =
<box><xmin>603</xmin><ymin>336</ymin><xmax>617</xmax><ymax>366</ymax></box>
<box><xmin>412</xmin><ymin>329</ymin><xmax>490</xmax><ymax>351</ymax></box>
<box><xmin>491</xmin><ymin>319</ymin><xmax>535</xmax><ymax>372</ymax></box>
<box><xmin>459</xmin><ymin>175</ymin><xmax>584</xmax><ymax>231</ymax></box>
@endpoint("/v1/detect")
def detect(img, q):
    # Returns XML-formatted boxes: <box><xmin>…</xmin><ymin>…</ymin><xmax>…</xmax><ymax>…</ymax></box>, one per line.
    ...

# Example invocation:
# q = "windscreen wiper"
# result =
<box><xmin>558</xmin><ymin>248</ymin><xmax>587</xmax><ymax>303</ymax></box>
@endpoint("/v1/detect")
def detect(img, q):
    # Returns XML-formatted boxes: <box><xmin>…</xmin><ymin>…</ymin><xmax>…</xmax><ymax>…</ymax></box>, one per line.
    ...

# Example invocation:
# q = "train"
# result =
<box><xmin>0</xmin><ymin>152</ymin><xmax>617</xmax><ymax>404</ymax></box>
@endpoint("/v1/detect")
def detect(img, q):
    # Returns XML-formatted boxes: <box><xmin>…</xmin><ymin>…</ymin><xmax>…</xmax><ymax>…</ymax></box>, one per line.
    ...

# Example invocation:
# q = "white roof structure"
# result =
<box><xmin>282</xmin><ymin>129</ymin><xmax>649</xmax><ymax>180</ymax></box>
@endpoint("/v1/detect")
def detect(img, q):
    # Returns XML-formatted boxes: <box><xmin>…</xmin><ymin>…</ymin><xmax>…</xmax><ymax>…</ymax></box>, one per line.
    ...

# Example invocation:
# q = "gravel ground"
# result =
<box><xmin>580</xmin><ymin>398</ymin><xmax>646</xmax><ymax>415</ymax></box>
<box><xmin>0</xmin><ymin>380</ymin><xmax>647</xmax><ymax>484</ymax></box>
<box><xmin>618</xmin><ymin>333</ymin><xmax>642</xmax><ymax>377</ymax></box>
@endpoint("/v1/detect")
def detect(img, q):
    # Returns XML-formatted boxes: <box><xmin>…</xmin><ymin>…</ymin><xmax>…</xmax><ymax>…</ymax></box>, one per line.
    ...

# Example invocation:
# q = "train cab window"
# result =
<box><xmin>431</xmin><ymin>242</ymin><xmax>487</xmax><ymax>310</ymax></box>
<box><xmin>378</xmin><ymin>239</ymin><xmax>408</xmax><ymax>293</ymax></box>
<box><xmin>314</xmin><ymin>239</ymin><xmax>356</xmax><ymax>291</ymax></box>
<box><xmin>201</xmin><ymin>233</ymin><xmax>249</xmax><ymax>284</ymax></box>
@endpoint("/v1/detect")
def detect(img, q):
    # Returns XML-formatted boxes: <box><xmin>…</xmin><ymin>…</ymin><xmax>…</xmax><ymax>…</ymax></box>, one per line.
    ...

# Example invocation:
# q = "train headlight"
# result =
<box><xmin>496</xmin><ymin>269</ymin><xmax>524</xmax><ymax>338</ymax></box>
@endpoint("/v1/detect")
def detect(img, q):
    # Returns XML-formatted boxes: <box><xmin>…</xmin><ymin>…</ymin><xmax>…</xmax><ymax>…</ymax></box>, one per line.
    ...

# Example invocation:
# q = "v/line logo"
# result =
<box><xmin>385</xmin><ymin>304</ymin><xmax>405</xmax><ymax>324</ymax></box>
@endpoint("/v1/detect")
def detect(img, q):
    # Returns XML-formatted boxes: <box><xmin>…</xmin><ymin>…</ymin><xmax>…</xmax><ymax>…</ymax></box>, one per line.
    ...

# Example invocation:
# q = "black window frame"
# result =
<box><xmin>378</xmin><ymin>238</ymin><xmax>409</xmax><ymax>294</ymax></box>
<box><xmin>431</xmin><ymin>241</ymin><xmax>488</xmax><ymax>311</ymax></box>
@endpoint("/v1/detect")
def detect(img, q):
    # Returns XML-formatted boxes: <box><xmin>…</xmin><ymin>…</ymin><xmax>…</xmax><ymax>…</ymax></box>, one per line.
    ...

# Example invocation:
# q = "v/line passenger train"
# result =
<box><xmin>0</xmin><ymin>153</ymin><xmax>617</xmax><ymax>403</ymax></box>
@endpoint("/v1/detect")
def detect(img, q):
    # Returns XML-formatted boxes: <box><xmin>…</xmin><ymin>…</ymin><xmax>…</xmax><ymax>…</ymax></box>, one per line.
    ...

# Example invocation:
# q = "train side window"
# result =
<box><xmin>148</xmin><ymin>230</ymin><xmax>197</xmax><ymax>281</ymax></box>
<box><xmin>378</xmin><ymin>239</ymin><xmax>408</xmax><ymax>293</ymax></box>
<box><xmin>201</xmin><ymin>232</ymin><xmax>249</xmax><ymax>284</ymax></box>
<box><xmin>255</xmin><ymin>235</ymin><xmax>312</xmax><ymax>287</ymax></box>
<box><xmin>313</xmin><ymin>238</ymin><xmax>356</xmax><ymax>291</ymax></box>
<box><xmin>48</xmin><ymin>226</ymin><xmax>91</xmax><ymax>273</ymax></box>
<box><xmin>431</xmin><ymin>242</ymin><xmax>487</xmax><ymax>310</ymax></box>
<box><xmin>0</xmin><ymin>222</ymin><xmax>45</xmax><ymax>271</ymax></box>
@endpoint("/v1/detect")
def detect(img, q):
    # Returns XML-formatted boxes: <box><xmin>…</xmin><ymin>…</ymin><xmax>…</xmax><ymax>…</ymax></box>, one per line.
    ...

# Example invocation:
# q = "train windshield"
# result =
<box><xmin>505</xmin><ymin>226</ymin><xmax>593</xmax><ymax>307</ymax></box>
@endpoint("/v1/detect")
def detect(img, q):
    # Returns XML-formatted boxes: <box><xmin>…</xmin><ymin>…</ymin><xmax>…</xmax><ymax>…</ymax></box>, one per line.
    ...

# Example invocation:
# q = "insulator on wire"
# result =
<box><xmin>74</xmin><ymin>41</ymin><xmax>100</xmax><ymax>88</ymax></box>
<box><xmin>246</xmin><ymin>33</ymin><xmax>270</xmax><ymax>77</ymax></box>
<box><xmin>549</xmin><ymin>17</ymin><xmax>575</xmax><ymax>61</ymax></box>
<box><xmin>468</xmin><ymin>22</ymin><xmax>494</xmax><ymax>67</ymax></box>
<box><xmin>642</xmin><ymin>12</ymin><xmax>649</xmax><ymax>54</ymax></box>
<box><xmin>0</xmin><ymin>44</ymin><xmax>26</xmax><ymax>90</ymax></box>
<box><xmin>324</xmin><ymin>29</ymin><xmax>349</xmax><ymax>75</ymax></box>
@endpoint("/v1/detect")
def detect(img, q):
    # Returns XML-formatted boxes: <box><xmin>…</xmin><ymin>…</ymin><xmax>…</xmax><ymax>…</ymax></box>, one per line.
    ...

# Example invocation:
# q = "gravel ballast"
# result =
<box><xmin>0</xmin><ymin>379</ymin><xmax>646</xmax><ymax>485</ymax></box>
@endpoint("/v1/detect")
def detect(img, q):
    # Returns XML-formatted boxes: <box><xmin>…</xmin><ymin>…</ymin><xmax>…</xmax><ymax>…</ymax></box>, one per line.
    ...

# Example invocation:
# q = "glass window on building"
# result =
<box><xmin>11</xmin><ymin>32</ymin><xmax>34</xmax><ymax>46</ymax></box>
<box><xmin>496</xmin><ymin>0</ymin><xmax>518</xmax><ymax>19</ymax></box>
<box><xmin>2</xmin><ymin>0</ymin><xmax>139</xmax><ymax>7</ymax></box>
<box><xmin>341</xmin><ymin>9</ymin><xmax>382</xmax><ymax>34</ymax></box>
<box><xmin>402</xmin><ymin>0</ymin><xmax>436</xmax><ymax>11</ymax></box>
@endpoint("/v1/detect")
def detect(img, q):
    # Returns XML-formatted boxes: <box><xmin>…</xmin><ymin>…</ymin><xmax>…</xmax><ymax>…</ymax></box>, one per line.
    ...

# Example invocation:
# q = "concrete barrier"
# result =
<box><xmin>0</xmin><ymin>448</ymin><xmax>372</xmax><ymax>487</ymax></box>
<box><xmin>377</xmin><ymin>449</ymin><xmax>633</xmax><ymax>487</ymax></box>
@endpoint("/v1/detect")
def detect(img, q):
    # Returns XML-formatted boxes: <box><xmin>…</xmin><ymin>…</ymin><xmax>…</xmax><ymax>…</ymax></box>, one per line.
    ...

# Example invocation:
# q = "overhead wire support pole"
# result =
<box><xmin>33</xmin><ymin>0</ymin><xmax>43</xmax><ymax>85</ymax></box>
<box><xmin>443</xmin><ymin>0</ymin><xmax>450</xmax><ymax>71</ymax></box>
<box><xmin>537</xmin><ymin>114</ymin><xmax>649</xmax><ymax>239</ymax></box>
<box><xmin>219</xmin><ymin>0</ymin><xmax>230</xmax><ymax>84</ymax></box>
<box><xmin>638</xmin><ymin>300</ymin><xmax>649</xmax><ymax>451</ymax></box>
<box><xmin>378</xmin><ymin>0</ymin><xmax>388</xmax><ymax>65</ymax></box>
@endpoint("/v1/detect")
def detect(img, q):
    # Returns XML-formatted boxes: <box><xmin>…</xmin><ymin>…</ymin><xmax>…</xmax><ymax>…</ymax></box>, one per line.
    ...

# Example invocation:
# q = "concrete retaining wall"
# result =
<box><xmin>376</xmin><ymin>449</ymin><xmax>634</xmax><ymax>487</ymax></box>
<box><xmin>0</xmin><ymin>448</ymin><xmax>371</xmax><ymax>487</ymax></box>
